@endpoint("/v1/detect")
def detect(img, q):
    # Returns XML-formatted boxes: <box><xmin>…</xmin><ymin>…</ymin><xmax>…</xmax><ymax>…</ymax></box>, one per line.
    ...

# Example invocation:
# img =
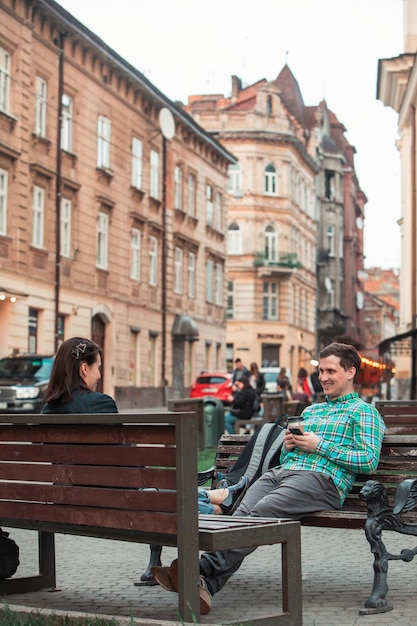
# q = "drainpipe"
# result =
<box><xmin>411</xmin><ymin>105</ymin><xmax>417</xmax><ymax>399</ymax></box>
<box><xmin>162</xmin><ymin>136</ymin><xmax>168</xmax><ymax>404</ymax></box>
<box><xmin>54</xmin><ymin>32</ymin><xmax>66</xmax><ymax>353</ymax></box>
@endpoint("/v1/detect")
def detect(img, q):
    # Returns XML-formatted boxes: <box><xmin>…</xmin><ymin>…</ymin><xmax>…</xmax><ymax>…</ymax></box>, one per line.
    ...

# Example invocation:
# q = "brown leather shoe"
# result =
<box><xmin>152</xmin><ymin>559</ymin><xmax>211</xmax><ymax>614</ymax></box>
<box><xmin>151</xmin><ymin>558</ymin><xmax>178</xmax><ymax>592</ymax></box>
<box><xmin>199</xmin><ymin>575</ymin><xmax>212</xmax><ymax>614</ymax></box>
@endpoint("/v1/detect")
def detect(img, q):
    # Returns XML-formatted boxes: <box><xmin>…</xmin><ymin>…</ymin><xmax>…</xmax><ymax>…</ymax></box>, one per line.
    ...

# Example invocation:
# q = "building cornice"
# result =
<box><xmin>33</xmin><ymin>0</ymin><xmax>236</xmax><ymax>165</ymax></box>
<box><xmin>211</xmin><ymin>129</ymin><xmax>319</xmax><ymax>173</ymax></box>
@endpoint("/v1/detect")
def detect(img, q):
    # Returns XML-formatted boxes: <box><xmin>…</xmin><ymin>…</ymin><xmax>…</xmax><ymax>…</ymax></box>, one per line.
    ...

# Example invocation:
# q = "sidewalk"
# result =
<box><xmin>4</xmin><ymin>525</ymin><xmax>416</xmax><ymax>625</ymax></box>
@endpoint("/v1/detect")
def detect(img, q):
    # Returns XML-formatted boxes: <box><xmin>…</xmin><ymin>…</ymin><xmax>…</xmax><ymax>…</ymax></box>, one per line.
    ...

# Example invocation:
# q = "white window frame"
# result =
<box><xmin>228</xmin><ymin>164</ymin><xmax>242</xmax><ymax>196</ymax></box>
<box><xmin>32</xmin><ymin>186</ymin><xmax>45</xmax><ymax>248</ymax></box>
<box><xmin>263</xmin><ymin>282</ymin><xmax>278</xmax><ymax>320</ymax></box>
<box><xmin>227</xmin><ymin>223</ymin><xmax>242</xmax><ymax>255</ymax></box>
<box><xmin>97</xmin><ymin>115</ymin><xmax>111</xmax><ymax>169</ymax></box>
<box><xmin>264</xmin><ymin>224</ymin><xmax>278</xmax><ymax>262</ymax></box>
<box><xmin>149</xmin><ymin>235</ymin><xmax>158</xmax><ymax>286</ymax></box>
<box><xmin>264</xmin><ymin>164</ymin><xmax>277</xmax><ymax>196</ymax></box>
<box><xmin>150</xmin><ymin>150</ymin><xmax>159</xmax><ymax>199</ymax></box>
<box><xmin>215</xmin><ymin>191</ymin><xmax>222</xmax><ymax>231</ymax></box>
<box><xmin>339</xmin><ymin>226</ymin><xmax>344</xmax><ymax>258</ymax></box>
<box><xmin>327</xmin><ymin>224</ymin><xmax>336</xmax><ymax>256</ymax></box>
<box><xmin>187</xmin><ymin>173</ymin><xmax>196</xmax><ymax>217</ymax></box>
<box><xmin>215</xmin><ymin>262</ymin><xmax>223</xmax><ymax>306</ymax></box>
<box><xmin>60</xmin><ymin>198</ymin><xmax>71</xmax><ymax>258</ymax></box>
<box><xmin>130</xmin><ymin>228</ymin><xmax>141</xmax><ymax>281</ymax></box>
<box><xmin>206</xmin><ymin>184</ymin><xmax>213</xmax><ymax>226</ymax></box>
<box><xmin>327</xmin><ymin>279</ymin><xmax>335</xmax><ymax>309</ymax></box>
<box><xmin>206</xmin><ymin>259</ymin><xmax>213</xmax><ymax>303</ymax></box>
<box><xmin>35</xmin><ymin>76</ymin><xmax>47</xmax><ymax>138</ymax></box>
<box><xmin>174</xmin><ymin>246</ymin><xmax>183</xmax><ymax>294</ymax></box>
<box><xmin>61</xmin><ymin>94</ymin><xmax>73</xmax><ymax>152</ymax></box>
<box><xmin>187</xmin><ymin>251</ymin><xmax>196</xmax><ymax>299</ymax></box>
<box><xmin>131</xmin><ymin>138</ymin><xmax>143</xmax><ymax>189</ymax></box>
<box><xmin>174</xmin><ymin>166</ymin><xmax>183</xmax><ymax>210</ymax></box>
<box><xmin>96</xmin><ymin>212</ymin><xmax>109</xmax><ymax>270</ymax></box>
<box><xmin>0</xmin><ymin>168</ymin><xmax>8</xmax><ymax>236</ymax></box>
<box><xmin>227</xmin><ymin>280</ymin><xmax>234</xmax><ymax>320</ymax></box>
<box><xmin>0</xmin><ymin>47</ymin><xmax>10</xmax><ymax>114</ymax></box>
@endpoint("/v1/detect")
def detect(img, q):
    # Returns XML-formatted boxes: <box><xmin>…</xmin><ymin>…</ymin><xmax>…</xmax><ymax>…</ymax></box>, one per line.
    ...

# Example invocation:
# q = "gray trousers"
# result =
<box><xmin>200</xmin><ymin>468</ymin><xmax>341</xmax><ymax>595</ymax></box>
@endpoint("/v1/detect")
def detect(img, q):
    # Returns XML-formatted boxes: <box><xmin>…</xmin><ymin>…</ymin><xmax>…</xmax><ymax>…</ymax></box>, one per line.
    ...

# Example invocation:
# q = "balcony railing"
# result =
<box><xmin>253</xmin><ymin>252</ymin><xmax>301</xmax><ymax>268</ymax></box>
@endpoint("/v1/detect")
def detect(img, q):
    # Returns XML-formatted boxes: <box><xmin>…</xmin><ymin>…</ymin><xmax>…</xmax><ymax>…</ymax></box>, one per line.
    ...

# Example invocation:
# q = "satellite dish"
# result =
<box><xmin>356</xmin><ymin>216</ymin><xmax>364</xmax><ymax>230</ymax></box>
<box><xmin>356</xmin><ymin>291</ymin><xmax>364</xmax><ymax>310</ymax></box>
<box><xmin>324</xmin><ymin>277</ymin><xmax>332</xmax><ymax>293</ymax></box>
<box><xmin>159</xmin><ymin>108</ymin><xmax>175</xmax><ymax>140</ymax></box>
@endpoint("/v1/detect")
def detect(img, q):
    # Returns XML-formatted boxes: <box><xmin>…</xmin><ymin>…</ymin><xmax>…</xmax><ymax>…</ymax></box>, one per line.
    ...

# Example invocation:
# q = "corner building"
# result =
<box><xmin>186</xmin><ymin>67</ymin><xmax>366</xmax><ymax>378</ymax></box>
<box><xmin>0</xmin><ymin>0</ymin><xmax>235</xmax><ymax>406</ymax></box>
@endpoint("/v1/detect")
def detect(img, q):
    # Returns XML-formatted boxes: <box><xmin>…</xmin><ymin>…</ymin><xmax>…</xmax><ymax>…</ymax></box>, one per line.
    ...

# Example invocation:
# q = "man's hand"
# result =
<box><xmin>284</xmin><ymin>429</ymin><xmax>320</xmax><ymax>452</ymax></box>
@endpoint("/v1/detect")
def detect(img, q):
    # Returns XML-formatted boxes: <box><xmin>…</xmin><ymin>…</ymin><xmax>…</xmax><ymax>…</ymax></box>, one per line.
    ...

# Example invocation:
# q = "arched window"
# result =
<box><xmin>264</xmin><ymin>224</ymin><xmax>278</xmax><ymax>262</ymax></box>
<box><xmin>264</xmin><ymin>164</ymin><xmax>277</xmax><ymax>195</ymax></box>
<box><xmin>227</xmin><ymin>223</ymin><xmax>242</xmax><ymax>255</ymax></box>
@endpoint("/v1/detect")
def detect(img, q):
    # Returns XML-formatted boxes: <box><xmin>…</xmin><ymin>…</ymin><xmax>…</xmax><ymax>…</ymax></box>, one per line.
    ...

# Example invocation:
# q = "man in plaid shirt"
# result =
<box><xmin>152</xmin><ymin>342</ymin><xmax>386</xmax><ymax>614</ymax></box>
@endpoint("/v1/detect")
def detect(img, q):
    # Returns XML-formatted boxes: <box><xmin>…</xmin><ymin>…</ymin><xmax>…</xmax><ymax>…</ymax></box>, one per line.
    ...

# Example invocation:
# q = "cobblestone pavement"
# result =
<box><xmin>3</xmin><ymin>525</ymin><xmax>416</xmax><ymax>625</ymax></box>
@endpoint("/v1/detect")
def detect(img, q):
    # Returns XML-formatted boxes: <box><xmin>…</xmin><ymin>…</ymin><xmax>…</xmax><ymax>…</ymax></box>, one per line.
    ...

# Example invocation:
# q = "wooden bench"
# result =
<box><xmin>375</xmin><ymin>399</ymin><xmax>417</xmax><ymax>434</ymax></box>
<box><xmin>206</xmin><ymin>431</ymin><xmax>417</xmax><ymax>615</ymax></box>
<box><xmin>0</xmin><ymin>413</ymin><xmax>302</xmax><ymax>625</ymax></box>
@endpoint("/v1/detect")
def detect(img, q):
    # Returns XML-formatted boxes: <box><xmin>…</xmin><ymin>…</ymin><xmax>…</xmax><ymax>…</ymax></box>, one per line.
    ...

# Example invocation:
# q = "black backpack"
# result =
<box><xmin>221</xmin><ymin>419</ymin><xmax>286</xmax><ymax>488</ymax></box>
<box><xmin>0</xmin><ymin>529</ymin><xmax>19</xmax><ymax>579</ymax></box>
<box><xmin>252</xmin><ymin>393</ymin><xmax>261</xmax><ymax>414</ymax></box>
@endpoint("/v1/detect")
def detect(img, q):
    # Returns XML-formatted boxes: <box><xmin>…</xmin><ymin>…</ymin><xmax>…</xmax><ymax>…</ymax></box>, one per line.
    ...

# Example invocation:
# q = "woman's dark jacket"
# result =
<box><xmin>254</xmin><ymin>372</ymin><xmax>266</xmax><ymax>396</ymax></box>
<box><xmin>229</xmin><ymin>387</ymin><xmax>256</xmax><ymax>420</ymax></box>
<box><xmin>41</xmin><ymin>388</ymin><xmax>118</xmax><ymax>413</ymax></box>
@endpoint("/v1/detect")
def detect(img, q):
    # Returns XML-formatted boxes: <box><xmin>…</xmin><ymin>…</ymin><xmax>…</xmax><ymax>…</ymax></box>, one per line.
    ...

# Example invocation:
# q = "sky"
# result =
<box><xmin>56</xmin><ymin>0</ymin><xmax>404</xmax><ymax>269</ymax></box>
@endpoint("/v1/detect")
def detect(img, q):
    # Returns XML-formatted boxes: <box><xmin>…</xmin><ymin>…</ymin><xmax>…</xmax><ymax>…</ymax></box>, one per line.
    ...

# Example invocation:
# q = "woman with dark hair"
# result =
<box><xmin>297</xmin><ymin>367</ymin><xmax>313</xmax><ymax>403</ymax></box>
<box><xmin>249</xmin><ymin>362</ymin><xmax>265</xmax><ymax>397</ymax></box>
<box><xmin>224</xmin><ymin>375</ymin><xmax>257</xmax><ymax>434</ymax></box>
<box><xmin>41</xmin><ymin>336</ymin><xmax>118</xmax><ymax>413</ymax></box>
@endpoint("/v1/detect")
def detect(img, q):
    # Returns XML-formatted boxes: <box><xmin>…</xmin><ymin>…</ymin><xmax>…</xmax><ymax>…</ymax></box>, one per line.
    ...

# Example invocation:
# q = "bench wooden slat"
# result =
<box><xmin>0</xmin><ymin>502</ymin><xmax>179</xmax><ymax>533</ymax></box>
<box><xmin>0</xmin><ymin>483</ymin><xmax>178</xmax><ymax>511</ymax></box>
<box><xmin>0</xmin><ymin>424</ymin><xmax>177</xmax><ymax>445</ymax></box>
<box><xmin>0</xmin><ymin>443</ymin><xmax>176</xmax><ymax>466</ymax></box>
<box><xmin>0</xmin><ymin>463</ymin><xmax>176</xmax><ymax>488</ymax></box>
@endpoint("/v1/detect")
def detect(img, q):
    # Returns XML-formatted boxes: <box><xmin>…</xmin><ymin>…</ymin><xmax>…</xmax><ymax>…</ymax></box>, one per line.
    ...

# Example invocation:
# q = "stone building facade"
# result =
<box><xmin>0</xmin><ymin>0</ymin><xmax>235</xmax><ymax>406</ymax></box>
<box><xmin>185</xmin><ymin>66</ymin><xmax>366</xmax><ymax>379</ymax></box>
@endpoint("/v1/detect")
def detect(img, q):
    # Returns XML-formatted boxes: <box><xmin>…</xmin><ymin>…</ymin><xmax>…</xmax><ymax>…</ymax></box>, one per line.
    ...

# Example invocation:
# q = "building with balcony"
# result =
<box><xmin>185</xmin><ymin>66</ymin><xmax>366</xmax><ymax>379</ymax></box>
<box><xmin>0</xmin><ymin>0</ymin><xmax>235</xmax><ymax>406</ymax></box>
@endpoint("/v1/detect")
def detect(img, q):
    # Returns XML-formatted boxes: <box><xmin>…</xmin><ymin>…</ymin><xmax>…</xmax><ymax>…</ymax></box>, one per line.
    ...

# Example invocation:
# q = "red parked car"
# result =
<box><xmin>189</xmin><ymin>371</ymin><xmax>233</xmax><ymax>405</ymax></box>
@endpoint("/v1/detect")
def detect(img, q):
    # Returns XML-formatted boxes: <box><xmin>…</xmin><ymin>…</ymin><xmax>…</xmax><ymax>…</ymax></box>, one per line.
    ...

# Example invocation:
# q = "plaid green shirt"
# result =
<box><xmin>280</xmin><ymin>393</ymin><xmax>386</xmax><ymax>505</ymax></box>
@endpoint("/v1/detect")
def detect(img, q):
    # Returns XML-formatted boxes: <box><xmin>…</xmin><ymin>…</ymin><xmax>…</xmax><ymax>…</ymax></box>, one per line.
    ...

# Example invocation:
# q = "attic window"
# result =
<box><xmin>266</xmin><ymin>95</ymin><xmax>273</xmax><ymax>115</ymax></box>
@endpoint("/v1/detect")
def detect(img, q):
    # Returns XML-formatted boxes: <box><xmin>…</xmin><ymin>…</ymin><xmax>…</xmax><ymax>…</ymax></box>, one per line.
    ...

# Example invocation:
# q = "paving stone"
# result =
<box><xmin>2</xmin><ymin>526</ymin><xmax>416</xmax><ymax>625</ymax></box>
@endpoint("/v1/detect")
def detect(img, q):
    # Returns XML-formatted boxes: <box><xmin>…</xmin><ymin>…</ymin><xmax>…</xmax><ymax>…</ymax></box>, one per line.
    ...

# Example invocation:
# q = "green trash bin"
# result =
<box><xmin>203</xmin><ymin>396</ymin><xmax>225</xmax><ymax>448</ymax></box>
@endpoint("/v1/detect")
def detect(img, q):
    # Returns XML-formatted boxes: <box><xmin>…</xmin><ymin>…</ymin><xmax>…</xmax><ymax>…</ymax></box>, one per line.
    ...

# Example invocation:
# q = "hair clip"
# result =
<box><xmin>71</xmin><ymin>342</ymin><xmax>87</xmax><ymax>360</ymax></box>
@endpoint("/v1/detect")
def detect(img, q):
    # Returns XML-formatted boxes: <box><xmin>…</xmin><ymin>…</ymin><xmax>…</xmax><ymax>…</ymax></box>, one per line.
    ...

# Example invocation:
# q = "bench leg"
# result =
<box><xmin>360</xmin><ymin>523</ymin><xmax>393</xmax><ymax>614</ymax></box>
<box><xmin>136</xmin><ymin>544</ymin><xmax>162</xmax><ymax>586</ymax></box>
<box><xmin>38</xmin><ymin>531</ymin><xmax>56</xmax><ymax>588</ymax></box>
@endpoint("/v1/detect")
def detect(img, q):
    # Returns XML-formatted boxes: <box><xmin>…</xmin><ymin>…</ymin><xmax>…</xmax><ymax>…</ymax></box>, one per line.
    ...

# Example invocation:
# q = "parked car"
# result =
<box><xmin>0</xmin><ymin>354</ymin><xmax>54</xmax><ymax>413</ymax></box>
<box><xmin>260</xmin><ymin>367</ymin><xmax>293</xmax><ymax>393</ymax></box>
<box><xmin>189</xmin><ymin>371</ymin><xmax>233</xmax><ymax>405</ymax></box>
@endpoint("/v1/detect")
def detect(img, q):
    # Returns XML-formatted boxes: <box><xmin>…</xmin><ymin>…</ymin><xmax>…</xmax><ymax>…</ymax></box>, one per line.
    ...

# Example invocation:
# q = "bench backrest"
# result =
<box><xmin>0</xmin><ymin>412</ymin><xmax>198</xmax><ymax>538</ymax></box>
<box><xmin>375</xmin><ymin>400</ymin><xmax>417</xmax><ymax>434</ymax></box>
